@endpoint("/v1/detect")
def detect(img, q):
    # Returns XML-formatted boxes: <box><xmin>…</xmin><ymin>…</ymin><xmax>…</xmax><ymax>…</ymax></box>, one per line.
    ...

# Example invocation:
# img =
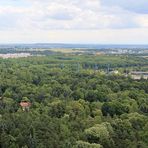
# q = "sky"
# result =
<box><xmin>0</xmin><ymin>0</ymin><xmax>148</xmax><ymax>44</ymax></box>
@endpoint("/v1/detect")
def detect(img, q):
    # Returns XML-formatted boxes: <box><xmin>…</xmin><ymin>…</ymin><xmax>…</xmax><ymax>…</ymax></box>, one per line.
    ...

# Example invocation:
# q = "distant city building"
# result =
<box><xmin>109</xmin><ymin>70</ymin><xmax>119</xmax><ymax>74</ymax></box>
<box><xmin>0</xmin><ymin>53</ymin><xmax>31</xmax><ymax>59</ymax></box>
<box><xmin>130</xmin><ymin>71</ymin><xmax>148</xmax><ymax>80</ymax></box>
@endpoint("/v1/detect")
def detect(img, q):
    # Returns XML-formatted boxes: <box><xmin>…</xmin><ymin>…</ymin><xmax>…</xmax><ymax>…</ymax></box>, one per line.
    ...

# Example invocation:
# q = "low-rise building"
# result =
<box><xmin>20</xmin><ymin>101</ymin><xmax>31</xmax><ymax>111</ymax></box>
<box><xmin>130</xmin><ymin>71</ymin><xmax>148</xmax><ymax>80</ymax></box>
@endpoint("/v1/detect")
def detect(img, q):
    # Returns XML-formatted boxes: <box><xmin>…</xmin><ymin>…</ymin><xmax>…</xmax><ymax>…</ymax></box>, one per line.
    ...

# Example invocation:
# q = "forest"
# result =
<box><xmin>0</xmin><ymin>54</ymin><xmax>148</xmax><ymax>148</ymax></box>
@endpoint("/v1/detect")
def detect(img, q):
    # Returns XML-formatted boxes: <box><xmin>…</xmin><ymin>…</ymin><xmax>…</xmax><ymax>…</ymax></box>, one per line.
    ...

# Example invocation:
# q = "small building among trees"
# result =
<box><xmin>130</xmin><ymin>71</ymin><xmax>148</xmax><ymax>80</ymax></box>
<box><xmin>20</xmin><ymin>97</ymin><xmax>31</xmax><ymax>111</ymax></box>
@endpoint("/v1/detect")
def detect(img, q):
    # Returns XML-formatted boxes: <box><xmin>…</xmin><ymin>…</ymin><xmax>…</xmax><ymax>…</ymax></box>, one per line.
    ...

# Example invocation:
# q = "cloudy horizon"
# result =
<box><xmin>0</xmin><ymin>0</ymin><xmax>148</xmax><ymax>44</ymax></box>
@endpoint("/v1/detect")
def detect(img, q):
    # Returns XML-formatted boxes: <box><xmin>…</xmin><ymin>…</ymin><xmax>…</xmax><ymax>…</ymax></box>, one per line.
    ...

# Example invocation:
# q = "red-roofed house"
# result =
<box><xmin>20</xmin><ymin>101</ymin><xmax>31</xmax><ymax>111</ymax></box>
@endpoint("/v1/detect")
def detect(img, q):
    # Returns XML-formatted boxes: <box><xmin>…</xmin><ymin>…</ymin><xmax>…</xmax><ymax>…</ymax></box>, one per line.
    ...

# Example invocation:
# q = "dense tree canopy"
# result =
<box><xmin>0</xmin><ymin>55</ymin><xmax>148</xmax><ymax>148</ymax></box>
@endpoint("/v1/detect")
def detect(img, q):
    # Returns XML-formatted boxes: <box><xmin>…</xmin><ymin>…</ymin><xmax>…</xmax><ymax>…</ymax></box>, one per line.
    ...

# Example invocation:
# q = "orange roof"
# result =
<box><xmin>20</xmin><ymin>102</ymin><xmax>31</xmax><ymax>107</ymax></box>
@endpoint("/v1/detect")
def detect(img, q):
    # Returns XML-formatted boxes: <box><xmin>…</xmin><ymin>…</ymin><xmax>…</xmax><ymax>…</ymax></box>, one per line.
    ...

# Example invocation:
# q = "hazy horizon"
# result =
<box><xmin>0</xmin><ymin>42</ymin><xmax>148</xmax><ymax>45</ymax></box>
<box><xmin>1</xmin><ymin>43</ymin><xmax>148</xmax><ymax>50</ymax></box>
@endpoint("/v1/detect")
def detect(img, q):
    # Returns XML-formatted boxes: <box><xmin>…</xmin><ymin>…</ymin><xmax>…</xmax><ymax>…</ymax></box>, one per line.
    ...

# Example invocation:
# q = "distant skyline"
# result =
<box><xmin>0</xmin><ymin>0</ymin><xmax>148</xmax><ymax>44</ymax></box>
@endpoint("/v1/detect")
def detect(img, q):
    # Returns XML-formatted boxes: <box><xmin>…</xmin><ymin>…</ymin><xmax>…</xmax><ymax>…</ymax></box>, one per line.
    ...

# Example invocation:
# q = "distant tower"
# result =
<box><xmin>125</xmin><ymin>55</ymin><xmax>128</xmax><ymax>76</ymax></box>
<box><xmin>77</xmin><ymin>62</ymin><xmax>80</xmax><ymax>73</ymax></box>
<box><xmin>107</xmin><ymin>64</ymin><xmax>110</xmax><ymax>74</ymax></box>
<box><xmin>60</xmin><ymin>63</ymin><xmax>65</xmax><ymax>69</ymax></box>
<box><xmin>94</xmin><ymin>64</ymin><xmax>98</xmax><ymax>73</ymax></box>
<box><xmin>94</xmin><ymin>64</ymin><xmax>98</xmax><ymax>70</ymax></box>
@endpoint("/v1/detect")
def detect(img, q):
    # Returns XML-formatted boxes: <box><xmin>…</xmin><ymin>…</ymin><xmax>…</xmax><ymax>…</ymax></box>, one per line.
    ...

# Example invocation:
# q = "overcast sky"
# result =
<box><xmin>0</xmin><ymin>0</ymin><xmax>148</xmax><ymax>44</ymax></box>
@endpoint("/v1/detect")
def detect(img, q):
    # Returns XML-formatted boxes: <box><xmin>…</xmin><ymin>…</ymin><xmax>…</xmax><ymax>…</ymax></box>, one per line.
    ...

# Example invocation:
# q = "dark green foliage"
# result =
<box><xmin>0</xmin><ymin>55</ymin><xmax>148</xmax><ymax>148</ymax></box>
<box><xmin>101</xmin><ymin>101</ymin><xmax>129</xmax><ymax>117</ymax></box>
